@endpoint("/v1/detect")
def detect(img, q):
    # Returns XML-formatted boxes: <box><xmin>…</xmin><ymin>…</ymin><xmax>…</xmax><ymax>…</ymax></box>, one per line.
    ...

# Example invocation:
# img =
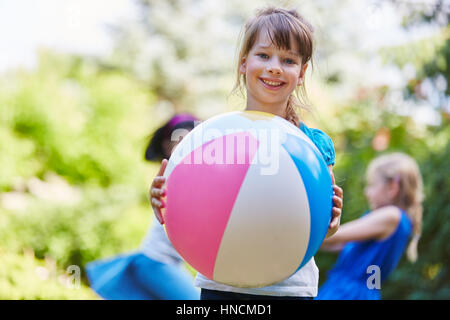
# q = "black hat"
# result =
<box><xmin>145</xmin><ymin>113</ymin><xmax>199</xmax><ymax>161</ymax></box>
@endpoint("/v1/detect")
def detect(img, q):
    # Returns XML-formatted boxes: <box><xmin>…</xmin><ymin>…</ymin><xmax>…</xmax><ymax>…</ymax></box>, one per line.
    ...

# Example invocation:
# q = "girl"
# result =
<box><xmin>316</xmin><ymin>152</ymin><xmax>424</xmax><ymax>300</ymax></box>
<box><xmin>86</xmin><ymin>113</ymin><xmax>200</xmax><ymax>300</ymax></box>
<box><xmin>150</xmin><ymin>7</ymin><xmax>343</xmax><ymax>299</ymax></box>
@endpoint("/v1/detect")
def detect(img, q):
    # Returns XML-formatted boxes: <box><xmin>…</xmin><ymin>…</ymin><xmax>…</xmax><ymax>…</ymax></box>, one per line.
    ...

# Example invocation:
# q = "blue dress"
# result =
<box><xmin>85</xmin><ymin>121</ymin><xmax>334</xmax><ymax>300</ymax></box>
<box><xmin>85</xmin><ymin>221</ymin><xmax>200</xmax><ymax>300</ymax></box>
<box><xmin>315</xmin><ymin>209</ymin><xmax>412</xmax><ymax>300</ymax></box>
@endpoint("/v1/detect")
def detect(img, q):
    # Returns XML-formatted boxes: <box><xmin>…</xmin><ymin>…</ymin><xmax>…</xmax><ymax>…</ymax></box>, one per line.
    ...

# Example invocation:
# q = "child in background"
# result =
<box><xmin>86</xmin><ymin>113</ymin><xmax>200</xmax><ymax>300</ymax></box>
<box><xmin>316</xmin><ymin>152</ymin><xmax>424</xmax><ymax>300</ymax></box>
<box><xmin>150</xmin><ymin>7</ymin><xmax>343</xmax><ymax>300</ymax></box>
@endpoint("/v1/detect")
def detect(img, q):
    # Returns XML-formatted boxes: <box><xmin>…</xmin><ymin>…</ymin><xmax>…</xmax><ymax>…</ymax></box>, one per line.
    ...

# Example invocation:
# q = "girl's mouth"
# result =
<box><xmin>260</xmin><ymin>78</ymin><xmax>285</xmax><ymax>90</ymax></box>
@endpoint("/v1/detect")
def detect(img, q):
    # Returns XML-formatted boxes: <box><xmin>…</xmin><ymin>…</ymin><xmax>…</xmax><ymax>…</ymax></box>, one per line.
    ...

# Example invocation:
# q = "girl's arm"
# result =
<box><xmin>325</xmin><ymin>166</ymin><xmax>343</xmax><ymax>238</ymax></box>
<box><xmin>320</xmin><ymin>241</ymin><xmax>346</xmax><ymax>252</ymax></box>
<box><xmin>322</xmin><ymin>205</ymin><xmax>402</xmax><ymax>247</ymax></box>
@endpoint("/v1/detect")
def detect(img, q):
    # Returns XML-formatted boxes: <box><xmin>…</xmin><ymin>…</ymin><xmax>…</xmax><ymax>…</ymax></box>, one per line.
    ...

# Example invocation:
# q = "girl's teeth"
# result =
<box><xmin>262</xmin><ymin>79</ymin><xmax>282</xmax><ymax>86</ymax></box>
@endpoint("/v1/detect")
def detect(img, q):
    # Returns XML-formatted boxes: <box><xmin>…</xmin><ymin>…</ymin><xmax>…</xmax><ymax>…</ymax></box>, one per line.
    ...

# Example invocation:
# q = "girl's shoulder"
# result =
<box><xmin>371</xmin><ymin>205</ymin><xmax>402</xmax><ymax>223</ymax></box>
<box><xmin>367</xmin><ymin>205</ymin><xmax>403</xmax><ymax>241</ymax></box>
<box><xmin>299</xmin><ymin>122</ymin><xmax>335</xmax><ymax>166</ymax></box>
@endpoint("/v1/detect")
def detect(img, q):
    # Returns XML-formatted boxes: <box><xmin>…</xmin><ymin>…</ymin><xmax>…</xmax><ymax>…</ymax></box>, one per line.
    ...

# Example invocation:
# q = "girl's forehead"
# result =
<box><xmin>367</xmin><ymin>171</ymin><xmax>386</xmax><ymax>184</ymax></box>
<box><xmin>253</xmin><ymin>28</ymin><xmax>300</xmax><ymax>53</ymax></box>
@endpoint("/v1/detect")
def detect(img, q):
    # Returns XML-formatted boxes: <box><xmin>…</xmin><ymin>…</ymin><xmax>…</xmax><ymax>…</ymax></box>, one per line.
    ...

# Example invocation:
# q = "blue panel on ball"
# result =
<box><xmin>282</xmin><ymin>134</ymin><xmax>333</xmax><ymax>271</ymax></box>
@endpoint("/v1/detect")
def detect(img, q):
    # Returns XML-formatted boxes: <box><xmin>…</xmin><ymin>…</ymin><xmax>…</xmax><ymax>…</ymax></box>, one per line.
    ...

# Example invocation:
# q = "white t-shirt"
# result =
<box><xmin>140</xmin><ymin>218</ymin><xmax>183</xmax><ymax>265</ymax></box>
<box><xmin>194</xmin><ymin>258</ymin><xmax>319</xmax><ymax>297</ymax></box>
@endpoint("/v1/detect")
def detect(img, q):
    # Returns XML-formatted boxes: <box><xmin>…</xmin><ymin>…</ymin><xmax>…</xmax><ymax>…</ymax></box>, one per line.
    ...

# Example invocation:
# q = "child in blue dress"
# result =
<box><xmin>149</xmin><ymin>7</ymin><xmax>344</xmax><ymax>299</ymax></box>
<box><xmin>316</xmin><ymin>152</ymin><xmax>424</xmax><ymax>300</ymax></box>
<box><xmin>86</xmin><ymin>113</ymin><xmax>200</xmax><ymax>300</ymax></box>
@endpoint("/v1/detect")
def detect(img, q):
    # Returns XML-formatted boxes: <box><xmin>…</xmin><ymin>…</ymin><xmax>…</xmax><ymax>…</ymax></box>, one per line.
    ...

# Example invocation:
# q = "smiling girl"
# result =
<box><xmin>150</xmin><ymin>7</ymin><xmax>343</xmax><ymax>300</ymax></box>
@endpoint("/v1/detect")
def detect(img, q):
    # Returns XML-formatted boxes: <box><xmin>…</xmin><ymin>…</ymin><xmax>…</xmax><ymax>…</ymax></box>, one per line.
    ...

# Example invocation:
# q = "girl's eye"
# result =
<box><xmin>284</xmin><ymin>58</ymin><xmax>296</xmax><ymax>65</ymax></box>
<box><xmin>258</xmin><ymin>53</ymin><xmax>269</xmax><ymax>59</ymax></box>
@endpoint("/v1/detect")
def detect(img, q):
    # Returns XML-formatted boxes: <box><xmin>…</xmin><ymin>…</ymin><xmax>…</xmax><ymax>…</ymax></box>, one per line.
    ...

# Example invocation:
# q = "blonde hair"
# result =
<box><xmin>233</xmin><ymin>7</ymin><xmax>314</xmax><ymax>126</ymax></box>
<box><xmin>366</xmin><ymin>152</ymin><xmax>425</xmax><ymax>263</ymax></box>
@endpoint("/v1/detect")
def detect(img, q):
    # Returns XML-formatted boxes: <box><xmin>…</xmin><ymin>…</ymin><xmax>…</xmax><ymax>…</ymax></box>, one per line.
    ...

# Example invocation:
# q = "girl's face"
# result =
<box><xmin>364</xmin><ymin>174</ymin><xmax>397</xmax><ymax>210</ymax></box>
<box><xmin>240</xmin><ymin>30</ymin><xmax>307</xmax><ymax>115</ymax></box>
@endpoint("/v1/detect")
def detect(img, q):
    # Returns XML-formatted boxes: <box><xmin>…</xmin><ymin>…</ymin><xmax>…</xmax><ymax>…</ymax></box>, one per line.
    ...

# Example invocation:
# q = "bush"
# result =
<box><xmin>0</xmin><ymin>52</ymin><xmax>161</xmax><ymax>297</ymax></box>
<box><xmin>0</xmin><ymin>184</ymin><xmax>152</xmax><ymax>284</ymax></box>
<box><xmin>0</xmin><ymin>51</ymin><xmax>156</xmax><ymax>190</ymax></box>
<box><xmin>0</xmin><ymin>249</ymin><xmax>99</xmax><ymax>300</ymax></box>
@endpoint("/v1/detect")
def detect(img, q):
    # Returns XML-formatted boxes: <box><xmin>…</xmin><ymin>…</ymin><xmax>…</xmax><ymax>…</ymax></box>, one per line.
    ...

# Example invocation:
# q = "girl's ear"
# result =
<box><xmin>298</xmin><ymin>63</ymin><xmax>308</xmax><ymax>86</ymax></box>
<box><xmin>240</xmin><ymin>57</ymin><xmax>247</xmax><ymax>74</ymax></box>
<box><xmin>388</xmin><ymin>178</ymin><xmax>401</xmax><ymax>202</ymax></box>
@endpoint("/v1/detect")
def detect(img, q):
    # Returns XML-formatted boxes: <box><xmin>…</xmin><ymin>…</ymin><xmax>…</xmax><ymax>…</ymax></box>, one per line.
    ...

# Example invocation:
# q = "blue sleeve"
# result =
<box><xmin>299</xmin><ymin>123</ymin><xmax>336</xmax><ymax>166</ymax></box>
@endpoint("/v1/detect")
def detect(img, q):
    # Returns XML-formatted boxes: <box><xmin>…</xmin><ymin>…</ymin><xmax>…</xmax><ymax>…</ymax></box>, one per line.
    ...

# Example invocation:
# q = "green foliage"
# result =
<box><xmin>379</xmin><ymin>25</ymin><xmax>449</xmax><ymax>109</ymax></box>
<box><xmin>0</xmin><ymin>52</ymin><xmax>162</xmax><ymax>298</ymax></box>
<box><xmin>0</xmin><ymin>250</ymin><xmax>98</xmax><ymax>300</ymax></box>
<box><xmin>0</xmin><ymin>187</ymin><xmax>150</xmax><ymax>271</ymax></box>
<box><xmin>0</xmin><ymin>51</ymin><xmax>156</xmax><ymax>190</ymax></box>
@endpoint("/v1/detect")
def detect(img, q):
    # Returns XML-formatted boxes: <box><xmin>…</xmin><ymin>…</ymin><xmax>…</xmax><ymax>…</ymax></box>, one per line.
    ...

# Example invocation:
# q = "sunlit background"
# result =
<box><xmin>0</xmin><ymin>0</ymin><xmax>448</xmax><ymax>299</ymax></box>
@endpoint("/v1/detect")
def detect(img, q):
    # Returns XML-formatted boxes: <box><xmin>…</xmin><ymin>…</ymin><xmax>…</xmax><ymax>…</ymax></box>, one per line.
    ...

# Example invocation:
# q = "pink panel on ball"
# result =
<box><xmin>164</xmin><ymin>132</ymin><xmax>259</xmax><ymax>279</ymax></box>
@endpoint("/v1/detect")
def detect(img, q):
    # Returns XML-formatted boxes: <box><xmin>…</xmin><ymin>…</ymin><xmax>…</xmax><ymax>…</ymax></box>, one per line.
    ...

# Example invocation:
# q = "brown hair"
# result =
<box><xmin>366</xmin><ymin>152</ymin><xmax>425</xmax><ymax>262</ymax></box>
<box><xmin>233</xmin><ymin>7</ymin><xmax>314</xmax><ymax>126</ymax></box>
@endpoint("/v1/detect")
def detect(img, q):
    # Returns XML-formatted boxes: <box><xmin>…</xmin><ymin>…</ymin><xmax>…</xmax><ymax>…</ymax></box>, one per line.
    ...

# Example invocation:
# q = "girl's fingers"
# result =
<box><xmin>149</xmin><ymin>177</ymin><xmax>166</xmax><ymax>203</ymax></box>
<box><xmin>333</xmin><ymin>195</ymin><xmax>343</xmax><ymax>209</ymax></box>
<box><xmin>158</xmin><ymin>159</ymin><xmax>168</xmax><ymax>176</ymax></box>
<box><xmin>329</xmin><ymin>207</ymin><xmax>341</xmax><ymax>228</ymax></box>
<box><xmin>329</xmin><ymin>218</ymin><xmax>337</xmax><ymax>229</ymax></box>
<box><xmin>151</xmin><ymin>198</ymin><xmax>165</xmax><ymax>224</ymax></box>
<box><xmin>332</xmin><ymin>206</ymin><xmax>341</xmax><ymax>217</ymax></box>
<box><xmin>150</xmin><ymin>188</ymin><xmax>166</xmax><ymax>198</ymax></box>
<box><xmin>333</xmin><ymin>185</ymin><xmax>343</xmax><ymax>197</ymax></box>
<box><xmin>150</xmin><ymin>159</ymin><xmax>168</xmax><ymax>189</ymax></box>
<box><xmin>329</xmin><ymin>220</ymin><xmax>338</xmax><ymax>229</ymax></box>
<box><xmin>151</xmin><ymin>197</ymin><xmax>162</xmax><ymax>208</ymax></box>
<box><xmin>153</xmin><ymin>206</ymin><xmax>164</xmax><ymax>225</ymax></box>
<box><xmin>149</xmin><ymin>184</ymin><xmax>164</xmax><ymax>203</ymax></box>
<box><xmin>151</xmin><ymin>176</ymin><xmax>166</xmax><ymax>188</ymax></box>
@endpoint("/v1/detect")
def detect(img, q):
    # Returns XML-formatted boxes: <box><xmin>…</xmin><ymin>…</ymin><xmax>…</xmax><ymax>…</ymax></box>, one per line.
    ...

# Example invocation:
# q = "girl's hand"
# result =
<box><xmin>326</xmin><ymin>167</ymin><xmax>343</xmax><ymax>238</ymax></box>
<box><xmin>149</xmin><ymin>159</ymin><xmax>168</xmax><ymax>225</ymax></box>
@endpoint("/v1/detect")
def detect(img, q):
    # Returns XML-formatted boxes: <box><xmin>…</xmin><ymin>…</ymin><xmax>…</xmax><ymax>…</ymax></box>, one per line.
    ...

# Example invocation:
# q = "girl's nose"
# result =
<box><xmin>266</xmin><ymin>59</ymin><xmax>282</xmax><ymax>75</ymax></box>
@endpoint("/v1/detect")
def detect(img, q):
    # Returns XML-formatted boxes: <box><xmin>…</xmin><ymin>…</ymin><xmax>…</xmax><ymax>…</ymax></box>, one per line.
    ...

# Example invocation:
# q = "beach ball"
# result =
<box><xmin>162</xmin><ymin>111</ymin><xmax>332</xmax><ymax>288</ymax></box>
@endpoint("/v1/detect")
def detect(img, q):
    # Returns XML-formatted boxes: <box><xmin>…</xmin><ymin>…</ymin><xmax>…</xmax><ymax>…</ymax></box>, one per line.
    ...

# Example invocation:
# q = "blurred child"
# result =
<box><xmin>149</xmin><ymin>7</ymin><xmax>344</xmax><ymax>300</ymax></box>
<box><xmin>316</xmin><ymin>152</ymin><xmax>424</xmax><ymax>300</ymax></box>
<box><xmin>86</xmin><ymin>113</ymin><xmax>200</xmax><ymax>300</ymax></box>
